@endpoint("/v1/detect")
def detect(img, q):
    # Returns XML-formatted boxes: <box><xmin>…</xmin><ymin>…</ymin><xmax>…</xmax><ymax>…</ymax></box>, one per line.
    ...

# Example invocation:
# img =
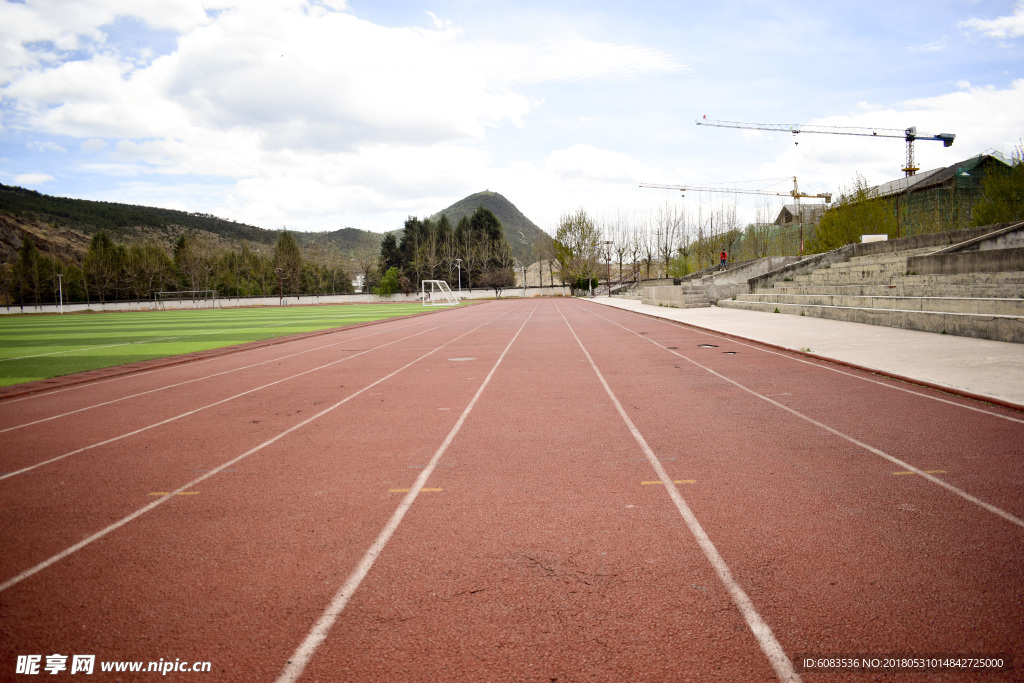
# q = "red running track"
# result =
<box><xmin>1</xmin><ymin>299</ymin><xmax>1022</xmax><ymax>682</ymax></box>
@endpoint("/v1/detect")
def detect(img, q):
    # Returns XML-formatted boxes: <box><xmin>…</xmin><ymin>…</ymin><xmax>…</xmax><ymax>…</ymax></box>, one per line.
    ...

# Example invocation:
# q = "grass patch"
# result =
<box><xmin>0</xmin><ymin>303</ymin><xmax>437</xmax><ymax>387</ymax></box>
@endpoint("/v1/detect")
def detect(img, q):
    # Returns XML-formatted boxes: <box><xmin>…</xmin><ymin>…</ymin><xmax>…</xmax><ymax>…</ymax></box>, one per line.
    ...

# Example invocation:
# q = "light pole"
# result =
<box><xmin>275</xmin><ymin>267</ymin><xmax>284</xmax><ymax>305</ymax></box>
<box><xmin>454</xmin><ymin>259</ymin><xmax>462</xmax><ymax>295</ymax></box>
<box><xmin>56</xmin><ymin>273</ymin><xmax>63</xmax><ymax>314</ymax></box>
<box><xmin>522</xmin><ymin>263</ymin><xmax>527</xmax><ymax>298</ymax></box>
<box><xmin>602</xmin><ymin>240</ymin><xmax>613</xmax><ymax>297</ymax></box>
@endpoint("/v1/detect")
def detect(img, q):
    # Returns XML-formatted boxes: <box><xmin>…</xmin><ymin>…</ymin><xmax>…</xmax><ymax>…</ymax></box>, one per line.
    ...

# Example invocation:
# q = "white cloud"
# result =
<box><xmin>3</xmin><ymin>3</ymin><xmax>679</xmax><ymax>151</ymax></box>
<box><xmin>545</xmin><ymin>144</ymin><xmax>657</xmax><ymax>184</ymax></box>
<box><xmin>0</xmin><ymin>0</ymin><xmax>210</xmax><ymax>79</ymax></box>
<box><xmin>907</xmin><ymin>38</ymin><xmax>945</xmax><ymax>53</ymax></box>
<box><xmin>0</xmin><ymin>1</ymin><xmax>686</xmax><ymax>231</ymax></box>
<box><xmin>26</xmin><ymin>140</ymin><xmax>65</xmax><ymax>153</ymax></box>
<box><xmin>13</xmin><ymin>172</ymin><xmax>55</xmax><ymax>185</ymax></box>
<box><xmin>752</xmin><ymin>79</ymin><xmax>1024</xmax><ymax>195</ymax></box>
<box><xmin>482</xmin><ymin>36</ymin><xmax>684</xmax><ymax>85</ymax></box>
<box><xmin>960</xmin><ymin>4</ymin><xmax>1024</xmax><ymax>38</ymax></box>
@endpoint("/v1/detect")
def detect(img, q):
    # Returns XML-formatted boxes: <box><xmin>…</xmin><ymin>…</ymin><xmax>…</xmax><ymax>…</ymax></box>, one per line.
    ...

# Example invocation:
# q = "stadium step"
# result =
<box><xmin>716</xmin><ymin>298</ymin><xmax>1024</xmax><ymax>343</ymax></box>
<box><xmin>715</xmin><ymin>239</ymin><xmax>1024</xmax><ymax>343</ymax></box>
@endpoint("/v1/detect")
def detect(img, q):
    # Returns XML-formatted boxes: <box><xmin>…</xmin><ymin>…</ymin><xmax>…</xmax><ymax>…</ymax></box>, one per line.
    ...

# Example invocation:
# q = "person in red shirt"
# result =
<box><xmin>719</xmin><ymin>250</ymin><xmax>728</xmax><ymax>270</ymax></box>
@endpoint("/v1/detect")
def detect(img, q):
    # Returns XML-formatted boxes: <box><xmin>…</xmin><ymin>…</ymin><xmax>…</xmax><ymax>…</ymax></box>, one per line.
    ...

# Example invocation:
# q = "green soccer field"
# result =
<box><xmin>0</xmin><ymin>303</ymin><xmax>443</xmax><ymax>387</ymax></box>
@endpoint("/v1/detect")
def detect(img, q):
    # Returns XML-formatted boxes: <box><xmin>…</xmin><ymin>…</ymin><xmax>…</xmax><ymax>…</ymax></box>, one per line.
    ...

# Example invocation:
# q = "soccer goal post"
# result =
<box><xmin>154</xmin><ymin>290</ymin><xmax>219</xmax><ymax>309</ymax></box>
<box><xmin>421</xmin><ymin>280</ymin><xmax>459</xmax><ymax>306</ymax></box>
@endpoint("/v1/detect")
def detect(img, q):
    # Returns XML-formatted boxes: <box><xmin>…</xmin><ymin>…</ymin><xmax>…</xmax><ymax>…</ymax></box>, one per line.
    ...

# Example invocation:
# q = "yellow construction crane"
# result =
<box><xmin>696</xmin><ymin>118</ymin><xmax>956</xmax><ymax>177</ymax></box>
<box><xmin>640</xmin><ymin>176</ymin><xmax>831</xmax><ymax>203</ymax></box>
<box><xmin>639</xmin><ymin>176</ymin><xmax>831</xmax><ymax>255</ymax></box>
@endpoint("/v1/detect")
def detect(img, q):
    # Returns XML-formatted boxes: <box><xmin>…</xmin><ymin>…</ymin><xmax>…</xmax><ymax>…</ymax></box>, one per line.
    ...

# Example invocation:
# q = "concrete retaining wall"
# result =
<box><xmin>700</xmin><ymin>256</ymin><xmax>802</xmax><ymax>302</ymax></box>
<box><xmin>641</xmin><ymin>286</ymin><xmax>709</xmax><ymax>308</ymax></box>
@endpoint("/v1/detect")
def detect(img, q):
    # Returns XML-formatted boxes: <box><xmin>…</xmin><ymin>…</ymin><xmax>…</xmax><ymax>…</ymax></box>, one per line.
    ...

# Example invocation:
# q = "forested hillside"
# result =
<box><xmin>0</xmin><ymin>183</ymin><xmax>382</xmax><ymax>263</ymax></box>
<box><xmin>374</xmin><ymin>206</ymin><xmax>517</xmax><ymax>297</ymax></box>
<box><xmin>432</xmin><ymin>191</ymin><xmax>551</xmax><ymax>263</ymax></box>
<box><xmin>0</xmin><ymin>184</ymin><xmax>550</xmax><ymax>306</ymax></box>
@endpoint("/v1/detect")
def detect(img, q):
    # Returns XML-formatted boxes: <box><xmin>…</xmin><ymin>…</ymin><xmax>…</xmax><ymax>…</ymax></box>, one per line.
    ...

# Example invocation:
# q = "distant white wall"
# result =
<box><xmin>1</xmin><ymin>285</ymin><xmax>574</xmax><ymax>315</ymax></box>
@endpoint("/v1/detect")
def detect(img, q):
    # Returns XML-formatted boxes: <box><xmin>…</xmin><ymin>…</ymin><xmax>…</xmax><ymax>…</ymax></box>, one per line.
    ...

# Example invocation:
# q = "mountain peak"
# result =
<box><xmin>431</xmin><ymin>191</ymin><xmax>550</xmax><ymax>262</ymax></box>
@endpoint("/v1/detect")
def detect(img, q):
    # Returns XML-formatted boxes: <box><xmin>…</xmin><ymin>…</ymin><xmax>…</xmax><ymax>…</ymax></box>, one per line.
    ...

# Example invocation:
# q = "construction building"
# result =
<box><xmin>867</xmin><ymin>151</ymin><xmax>1012</xmax><ymax>234</ymax></box>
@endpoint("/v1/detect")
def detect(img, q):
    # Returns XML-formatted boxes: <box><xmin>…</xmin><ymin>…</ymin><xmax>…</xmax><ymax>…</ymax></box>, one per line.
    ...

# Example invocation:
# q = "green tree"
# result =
<box><xmin>273</xmin><ymin>230</ymin><xmax>302</xmax><ymax>296</ymax></box>
<box><xmin>972</xmin><ymin>144</ymin><xmax>1024</xmax><ymax>226</ymax></box>
<box><xmin>379</xmin><ymin>233</ymin><xmax>401</xmax><ymax>272</ymax></box>
<box><xmin>808</xmin><ymin>175</ymin><xmax>895</xmax><ymax>253</ymax></box>
<box><xmin>554</xmin><ymin>208</ymin><xmax>600</xmax><ymax>294</ymax></box>
<box><xmin>0</xmin><ymin>261</ymin><xmax>13</xmax><ymax>306</ymax></box>
<box><xmin>15</xmin><ymin>238</ymin><xmax>42</xmax><ymax>305</ymax></box>
<box><xmin>126</xmin><ymin>240</ymin><xmax>173</xmax><ymax>299</ymax></box>
<box><xmin>84</xmin><ymin>231</ymin><xmax>122</xmax><ymax>302</ymax></box>
<box><xmin>174</xmin><ymin>234</ymin><xmax>215</xmax><ymax>292</ymax></box>
<box><xmin>374</xmin><ymin>266</ymin><xmax>399</xmax><ymax>298</ymax></box>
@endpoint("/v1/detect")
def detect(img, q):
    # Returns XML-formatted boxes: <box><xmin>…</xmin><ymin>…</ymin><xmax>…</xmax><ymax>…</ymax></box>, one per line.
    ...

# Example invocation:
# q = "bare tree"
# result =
<box><xmin>354</xmin><ymin>247</ymin><xmax>378</xmax><ymax>293</ymax></box>
<box><xmin>635</xmin><ymin>212</ymin><xmax>656</xmax><ymax>280</ymax></box>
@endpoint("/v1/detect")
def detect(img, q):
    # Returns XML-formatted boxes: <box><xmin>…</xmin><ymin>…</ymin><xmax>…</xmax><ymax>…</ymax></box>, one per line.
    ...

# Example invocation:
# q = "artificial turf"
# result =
<box><xmin>0</xmin><ymin>303</ymin><xmax>440</xmax><ymax>387</ymax></box>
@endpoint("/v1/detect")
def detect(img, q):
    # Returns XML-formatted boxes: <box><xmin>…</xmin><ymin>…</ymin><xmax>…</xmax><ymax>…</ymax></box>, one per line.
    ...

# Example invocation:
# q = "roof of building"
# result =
<box><xmin>775</xmin><ymin>203</ymin><xmax>826</xmax><ymax>225</ymax></box>
<box><xmin>870</xmin><ymin>151</ymin><xmax>1011</xmax><ymax>199</ymax></box>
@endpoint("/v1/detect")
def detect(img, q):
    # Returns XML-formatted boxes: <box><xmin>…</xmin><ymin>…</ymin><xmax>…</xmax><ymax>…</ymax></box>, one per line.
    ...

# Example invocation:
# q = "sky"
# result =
<box><xmin>1</xmin><ymin>0</ymin><xmax>1022</xmax><ymax>236</ymax></box>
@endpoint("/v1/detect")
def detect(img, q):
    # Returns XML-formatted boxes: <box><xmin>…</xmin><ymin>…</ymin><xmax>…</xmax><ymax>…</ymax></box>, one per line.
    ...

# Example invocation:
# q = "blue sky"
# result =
<box><xmin>1</xmin><ymin>0</ymin><xmax>1022</xmax><ymax>234</ymax></box>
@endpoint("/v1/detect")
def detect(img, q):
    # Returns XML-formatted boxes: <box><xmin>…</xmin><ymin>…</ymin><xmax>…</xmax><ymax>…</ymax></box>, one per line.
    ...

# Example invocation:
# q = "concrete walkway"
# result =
<box><xmin>583</xmin><ymin>297</ymin><xmax>1024</xmax><ymax>409</ymax></box>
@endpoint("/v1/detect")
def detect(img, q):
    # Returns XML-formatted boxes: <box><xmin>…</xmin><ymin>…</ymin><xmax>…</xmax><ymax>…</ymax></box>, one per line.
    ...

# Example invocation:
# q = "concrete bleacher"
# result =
<box><xmin>716</xmin><ymin>223</ymin><xmax>1024</xmax><ymax>343</ymax></box>
<box><xmin>641</xmin><ymin>284</ymin><xmax>710</xmax><ymax>309</ymax></box>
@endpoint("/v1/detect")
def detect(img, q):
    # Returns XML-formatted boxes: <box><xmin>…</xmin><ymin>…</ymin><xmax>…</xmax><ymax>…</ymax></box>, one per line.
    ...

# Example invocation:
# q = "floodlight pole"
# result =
<box><xmin>275</xmin><ymin>267</ymin><xmax>284</xmax><ymax>305</ymax></box>
<box><xmin>522</xmin><ymin>264</ymin><xmax>527</xmax><ymax>298</ymax></box>
<box><xmin>56</xmin><ymin>273</ymin><xmax>63</xmax><ymax>314</ymax></box>
<box><xmin>454</xmin><ymin>259</ymin><xmax>462</xmax><ymax>295</ymax></box>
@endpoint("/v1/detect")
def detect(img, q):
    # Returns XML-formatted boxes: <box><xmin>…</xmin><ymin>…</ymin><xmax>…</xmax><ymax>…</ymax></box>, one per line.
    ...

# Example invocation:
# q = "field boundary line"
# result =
<box><xmin>557</xmin><ymin>304</ymin><xmax>800</xmax><ymax>682</ymax></box>
<box><xmin>277</xmin><ymin>303</ymin><xmax>537</xmax><ymax>683</ymax></box>
<box><xmin>0</xmin><ymin>306</ymin><xmax>464</xmax><ymax>402</ymax></box>
<box><xmin>0</xmin><ymin>308</ymin><xmax>480</xmax><ymax>481</ymax></box>
<box><xmin>0</xmin><ymin>303</ymin><xmax>522</xmax><ymax>594</ymax></box>
<box><xmin>581</xmin><ymin>300</ymin><xmax>1024</xmax><ymax>421</ymax></box>
<box><xmin>0</xmin><ymin>310</ymin><xmax>475</xmax><ymax>434</ymax></box>
<box><xmin>578</xmin><ymin>303</ymin><xmax>1024</xmax><ymax>530</ymax></box>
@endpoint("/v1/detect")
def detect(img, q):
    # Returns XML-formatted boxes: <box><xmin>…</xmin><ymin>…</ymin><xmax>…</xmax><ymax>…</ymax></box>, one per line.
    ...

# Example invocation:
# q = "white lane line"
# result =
<box><xmin>0</xmin><ymin>308</ymin><xmax>451</xmax><ymax>405</ymax></box>
<box><xmin>557</xmin><ymin>304</ymin><xmax>800</xmax><ymax>682</ymax></box>
<box><xmin>584</xmin><ymin>301</ymin><xmax>1024</xmax><ymax>425</ymax></box>
<box><xmin>277</xmin><ymin>304</ymin><xmax>538</xmax><ymax>683</ymax></box>
<box><xmin>0</xmin><ymin>312</ymin><xmax>475</xmax><ymax>481</ymax></box>
<box><xmin>0</xmin><ymin>303</ymin><xmax>522</xmax><ymax>594</ymax></box>
<box><xmin>0</xmin><ymin>310</ymin><xmax>472</xmax><ymax>434</ymax></box>
<box><xmin>580</xmin><ymin>303</ymin><xmax>1024</xmax><ymax>530</ymax></box>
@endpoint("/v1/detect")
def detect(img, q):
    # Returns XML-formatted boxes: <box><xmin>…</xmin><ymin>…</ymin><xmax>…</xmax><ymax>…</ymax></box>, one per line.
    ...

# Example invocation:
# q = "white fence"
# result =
<box><xmin>1</xmin><ymin>284</ymin><xmax>573</xmax><ymax>315</ymax></box>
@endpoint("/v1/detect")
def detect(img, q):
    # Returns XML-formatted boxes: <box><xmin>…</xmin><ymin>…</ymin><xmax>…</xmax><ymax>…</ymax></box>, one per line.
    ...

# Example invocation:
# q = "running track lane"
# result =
<box><xmin>291</xmin><ymin>301</ymin><xmax>787</xmax><ymax>681</ymax></box>
<box><xmin>2</xmin><ymin>299</ymin><xmax>1022</xmax><ymax>681</ymax></box>
<box><xmin>0</xmin><ymin>308</ymin><xmax>477</xmax><ymax>478</ymax></box>
<box><xmin>0</xmin><ymin>308</ymin><xmax>494</xmax><ymax>578</ymax></box>
<box><xmin>564</xmin><ymin>301</ymin><xmax>1024</xmax><ymax>676</ymax></box>
<box><xmin>0</xmin><ymin>302</ymin><xmax>521</xmax><ymax>678</ymax></box>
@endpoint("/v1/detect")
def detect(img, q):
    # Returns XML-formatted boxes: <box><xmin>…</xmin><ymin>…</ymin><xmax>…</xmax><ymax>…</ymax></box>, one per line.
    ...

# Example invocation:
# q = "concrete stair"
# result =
<box><xmin>642</xmin><ymin>284</ymin><xmax>711</xmax><ymax>308</ymax></box>
<box><xmin>717</xmin><ymin>243</ymin><xmax>1024</xmax><ymax>343</ymax></box>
